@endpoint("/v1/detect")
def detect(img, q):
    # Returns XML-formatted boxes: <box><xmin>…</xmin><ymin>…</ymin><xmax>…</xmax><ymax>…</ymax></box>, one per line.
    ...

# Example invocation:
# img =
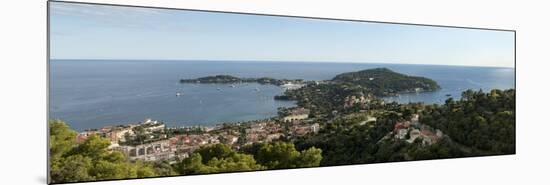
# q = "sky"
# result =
<box><xmin>49</xmin><ymin>2</ymin><xmax>515</xmax><ymax>68</ymax></box>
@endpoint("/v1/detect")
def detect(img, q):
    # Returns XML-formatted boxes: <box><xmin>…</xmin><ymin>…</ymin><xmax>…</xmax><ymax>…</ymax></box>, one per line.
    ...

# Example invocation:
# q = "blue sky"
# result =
<box><xmin>50</xmin><ymin>2</ymin><xmax>515</xmax><ymax>68</ymax></box>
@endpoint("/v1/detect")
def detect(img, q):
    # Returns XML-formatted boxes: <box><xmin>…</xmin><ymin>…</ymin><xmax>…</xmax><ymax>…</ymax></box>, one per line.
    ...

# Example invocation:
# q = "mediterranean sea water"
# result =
<box><xmin>49</xmin><ymin>60</ymin><xmax>514</xmax><ymax>131</ymax></box>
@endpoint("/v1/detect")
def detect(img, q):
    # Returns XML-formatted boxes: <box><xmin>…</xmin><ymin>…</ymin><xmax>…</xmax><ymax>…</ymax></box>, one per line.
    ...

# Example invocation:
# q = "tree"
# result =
<box><xmin>67</xmin><ymin>134</ymin><xmax>111</xmax><ymax>160</ymax></box>
<box><xmin>201</xmin><ymin>153</ymin><xmax>264</xmax><ymax>173</ymax></box>
<box><xmin>175</xmin><ymin>144</ymin><xmax>264</xmax><ymax>175</ymax></box>
<box><xmin>175</xmin><ymin>153</ymin><xmax>204</xmax><ymax>175</ymax></box>
<box><xmin>152</xmin><ymin>161</ymin><xmax>178</xmax><ymax>176</ymax></box>
<box><xmin>255</xmin><ymin>142</ymin><xmax>322</xmax><ymax>169</ymax></box>
<box><xmin>89</xmin><ymin>160</ymin><xmax>136</xmax><ymax>180</ymax></box>
<box><xmin>50</xmin><ymin>120</ymin><xmax>81</xmax><ymax>182</ymax></box>
<box><xmin>256</xmin><ymin>142</ymin><xmax>301</xmax><ymax>169</ymax></box>
<box><xmin>135</xmin><ymin>161</ymin><xmax>158</xmax><ymax>178</ymax></box>
<box><xmin>421</xmin><ymin>89</ymin><xmax>515</xmax><ymax>154</ymax></box>
<box><xmin>195</xmin><ymin>144</ymin><xmax>233</xmax><ymax>163</ymax></box>
<box><xmin>49</xmin><ymin>120</ymin><xmax>162</xmax><ymax>183</ymax></box>
<box><xmin>49</xmin><ymin>119</ymin><xmax>77</xmax><ymax>158</ymax></box>
<box><xmin>50</xmin><ymin>155</ymin><xmax>94</xmax><ymax>183</ymax></box>
<box><xmin>133</xmin><ymin>126</ymin><xmax>147</xmax><ymax>144</ymax></box>
<box><xmin>295</xmin><ymin>147</ymin><xmax>323</xmax><ymax>167</ymax></box>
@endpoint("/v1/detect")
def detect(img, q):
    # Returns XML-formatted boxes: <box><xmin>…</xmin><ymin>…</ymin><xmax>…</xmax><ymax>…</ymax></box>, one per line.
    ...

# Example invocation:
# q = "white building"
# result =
<box><xmin>311</xmin><ymin>123</ymin><xmax>320</xmax><ymax>133</ymax></box>
<box><xmin>283</xmin><ymin>108</ymin><xmax>310</xmax><ymax>122</ymax></box>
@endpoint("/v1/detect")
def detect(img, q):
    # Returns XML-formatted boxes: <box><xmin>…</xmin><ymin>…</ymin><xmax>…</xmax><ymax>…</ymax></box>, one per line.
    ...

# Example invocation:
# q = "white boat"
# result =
<box><xmin>176</xmin><ymin>92</ymin><xmax>182</xmax><ymax>96</ymax></box>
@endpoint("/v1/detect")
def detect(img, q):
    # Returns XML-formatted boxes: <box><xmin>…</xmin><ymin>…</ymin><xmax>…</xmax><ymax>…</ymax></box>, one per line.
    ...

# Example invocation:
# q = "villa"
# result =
<box><xmin>283</xmin><ymin>108</ymin><xmax>310</xmax><ymax>122</ymax></box>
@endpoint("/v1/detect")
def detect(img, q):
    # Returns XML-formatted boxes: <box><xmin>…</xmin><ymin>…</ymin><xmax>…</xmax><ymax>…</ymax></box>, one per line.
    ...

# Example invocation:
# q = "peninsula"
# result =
<box><xmin>180</xmin><ymin>68</ymin><xmax>440</xmax><ymax>94</ymax></box>
<box><xmin>332</xmin><ymin>68</ymin><xmax>440</xmax><ymax>93</ymax></box>
<box><xmin>180</xmin><ymin>75</ymin><xmax>305</xmax><ymax>86</ymax></box>
<box><xmin>180</xmin><ymin>68</ymin><xmax>441</xmax><ymax>117</ymax></box>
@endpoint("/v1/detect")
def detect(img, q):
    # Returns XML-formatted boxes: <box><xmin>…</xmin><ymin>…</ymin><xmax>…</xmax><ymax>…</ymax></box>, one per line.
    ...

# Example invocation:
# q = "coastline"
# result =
<box><xmin>51</xmin><ymin>62</ymin><xmax>514</xmax><ymax>131</ymax></box>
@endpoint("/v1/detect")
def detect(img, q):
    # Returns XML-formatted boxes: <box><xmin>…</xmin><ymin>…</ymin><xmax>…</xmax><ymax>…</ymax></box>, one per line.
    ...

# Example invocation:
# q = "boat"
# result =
<box><xmin>445</xmin><ymin>94</ymin><xmax>452</xmax><ymax>97</ymax></box>
<box><xmin>229</xmin><ymin>85</ymin><xmax>236</xmax><ymax>88</ymax></box>
<box><xmin>217</xmin><ymin>88</ymin><xmax>222</xmax><ymax>91</ymax></box>
<box><xmin>176</xmin><ymin>92</ymin><xmax>182</xmax><ymax>96</ymax></box>
<box><xmin>254</xmin><ymin>87</ymin><xmax>260</xmax><ymax>91</ymax></box>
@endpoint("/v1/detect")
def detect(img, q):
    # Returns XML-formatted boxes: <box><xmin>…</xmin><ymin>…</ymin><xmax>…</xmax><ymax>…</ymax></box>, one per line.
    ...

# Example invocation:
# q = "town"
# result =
<box><xmin>74</xmin><ymin>101</ymin><xmax>447</xmax><ymax>165</ymax></box>
<box><xmin>75</xmin><ymin>106</ymin><xmax>321</xmax><ymax>164</ymax></box>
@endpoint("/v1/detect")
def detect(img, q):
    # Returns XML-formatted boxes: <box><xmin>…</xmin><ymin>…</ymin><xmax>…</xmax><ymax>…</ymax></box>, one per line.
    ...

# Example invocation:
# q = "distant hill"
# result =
<box><xmin>331</xmin><ymin>68</ymin><xmax>440</xmax><ymax>94</ymax></box>
<box><xmin>180</xmin><ymin>75</ymin><xmax>304</xmax><ymax>86</ymax></box>
<box><xmin>180</xmin><ymin>75</ymin><xmax>243</xmax><ymax>84</ymax></box>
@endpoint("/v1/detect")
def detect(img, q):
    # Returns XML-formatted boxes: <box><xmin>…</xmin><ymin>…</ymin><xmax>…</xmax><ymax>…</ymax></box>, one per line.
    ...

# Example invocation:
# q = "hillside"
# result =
<box><xmin>180</xmin><ymin>75</ymin><xmax>304</xmax><ymax>86</ymax></box>
<box><xmin>332</xmin><ymin>68</ymin><xmax>440</xmax><ymax>94</ymax></box>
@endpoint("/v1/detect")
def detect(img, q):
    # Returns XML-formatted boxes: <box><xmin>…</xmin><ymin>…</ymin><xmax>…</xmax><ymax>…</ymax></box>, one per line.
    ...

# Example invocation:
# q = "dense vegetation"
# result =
<box><xmin>49</xmin><ymin>120</ymin><xmax>164</xmax><ymax>183</ymax></box>
<box><xmin>420</xmin><ymin>89</ymin><xmax>515</xmax><ymax>154</ymax></box>
<box><xmin>180</xmin><ymin>75</ymin><xmax>304</xmax><ymax>86</ymax></box>
<box><xmin>332</xmin><ymin>68</ymin><xmax>440</xmax><ymax>95</ymax></box>
<box><xmin>293</xmin><ymin>89</ymin><xmax>515</xmax><ymax>166</ymax></box>
<box><xmin>175</xmin><ymin>142</ymin><xmax>322</xmax><ymax>175</ymax></box>
<box><xmin>278</xmin><ymin>83</ymin><xmax>362</xmax><ymax>116</ymax></box>
<box><xmin>174</xmin><ymin>144</ymin><xmax>265</xmax><ymax>174</ymax></box>
<box><xmin>293</xmin><ymin>111</ymin><xmax>456</xmax><ymax>165</ymax></box>
<box><xmin>242</xmin><ymin>142</ymin><xmax>322</xmax><ymax>169</ymax></box>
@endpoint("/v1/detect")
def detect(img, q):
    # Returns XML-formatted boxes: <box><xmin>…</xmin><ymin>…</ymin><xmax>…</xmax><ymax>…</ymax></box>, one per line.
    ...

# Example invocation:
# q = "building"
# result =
<box><xmin>281</xmin><ymin>82</ymin><xmax>305</xmax><ymax>90</ymax></box>
<box><xmin>311</xmin><ymin>123</ymin><xmax>320</xmax><ymax>133</ymax></box>
<box><xmin>266</xmin><ymin>133</ymin><xmax>283</xmax><ymax>142</ymax></box>
<box><xmin>283</xmin><ymin>108</ymin><xmax>310</xmax><ymax>122</ymax></box>
<box><xmin>107</xmin><ymin>127</ymin><xmax>134</xmax><ymax>143</ymax></box>
<box><xmin>120</xmin><ymin>140</ymin><xmax>175</xmax><ymax>161</ymax></box>
<box><xmin>144</xmin><ymin>123</ymin><xmax>165</xmax><ymax>132</ymax></box>
<box><xmin>406</xmin><ymin>129</ymin><xmax>422</xmax><ymax>143</ymax></box>
<box><xmin>395</xmin><ymin>129</ymin><xmax>408</xmax><ymax>139</ymax></box>
<box><xmin>76</xmin><ymin>131</ymin><xmax>98</xmax><ymax>143</ymax></box>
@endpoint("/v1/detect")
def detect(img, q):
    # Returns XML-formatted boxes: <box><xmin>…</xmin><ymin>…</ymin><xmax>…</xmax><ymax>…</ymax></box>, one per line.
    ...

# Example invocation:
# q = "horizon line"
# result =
<box><xmin>49</xmin><ymin>58</ymin><xmax>515</xmax><ymax>69</ymax></box>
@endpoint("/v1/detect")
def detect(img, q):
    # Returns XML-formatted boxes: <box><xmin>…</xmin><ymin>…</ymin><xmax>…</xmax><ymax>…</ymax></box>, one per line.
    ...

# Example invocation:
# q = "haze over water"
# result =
<box><xmin>49</xmin><ymin>60</ymin><xmax>514</xmax><ymax>131</ymax></box>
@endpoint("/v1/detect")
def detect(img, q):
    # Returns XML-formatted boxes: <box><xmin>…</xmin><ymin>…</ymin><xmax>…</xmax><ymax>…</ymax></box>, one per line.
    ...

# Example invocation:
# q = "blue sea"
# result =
<box><xmin>49</xmin><ymin>60</ymin><xmax>514</xmax><ymax>131</ymax></box>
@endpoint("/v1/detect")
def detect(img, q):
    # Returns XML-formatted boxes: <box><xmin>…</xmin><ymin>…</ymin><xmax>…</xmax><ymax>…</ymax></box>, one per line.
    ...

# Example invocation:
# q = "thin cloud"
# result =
<box><xmin>50</xmin><ymin>2</ymin><xmax>186</xmax><ymax>31</ymax></box>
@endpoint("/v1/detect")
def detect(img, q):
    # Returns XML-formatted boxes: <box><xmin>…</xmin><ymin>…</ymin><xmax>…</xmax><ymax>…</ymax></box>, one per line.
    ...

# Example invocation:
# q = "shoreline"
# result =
<box><xmin>65</xmin><ymin>86</ymin><xmax>512</xmax><ymax>132</ymax></box>
<box><xmin>51</xmin><ymin>63</ymin><xmax>513</xmax><ymax>132</ymax></box>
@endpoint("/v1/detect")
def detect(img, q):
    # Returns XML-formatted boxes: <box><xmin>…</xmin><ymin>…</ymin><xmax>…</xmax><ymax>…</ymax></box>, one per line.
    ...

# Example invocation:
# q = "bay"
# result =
<box><xmin>49</xmin><ymin>60</ymin><xmax>514</xmax><ymax>131</ymax></box>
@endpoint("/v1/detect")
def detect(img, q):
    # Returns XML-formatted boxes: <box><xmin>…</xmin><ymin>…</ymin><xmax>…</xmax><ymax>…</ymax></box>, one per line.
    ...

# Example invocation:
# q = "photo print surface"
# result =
<box><xmin>48</xmin><ymin>1</ymin><xmax>515</xmax><ymax>184</ymax></box>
